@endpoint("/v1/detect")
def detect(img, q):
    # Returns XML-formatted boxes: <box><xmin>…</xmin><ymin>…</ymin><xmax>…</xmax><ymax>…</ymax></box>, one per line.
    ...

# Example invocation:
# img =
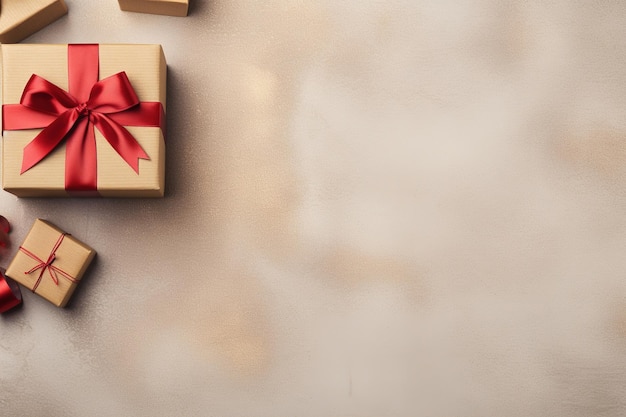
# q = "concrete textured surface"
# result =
<box><xmin>2</xmin><ymin>1</ymin><xmax>626</xmax><ymax>416</ymax></box>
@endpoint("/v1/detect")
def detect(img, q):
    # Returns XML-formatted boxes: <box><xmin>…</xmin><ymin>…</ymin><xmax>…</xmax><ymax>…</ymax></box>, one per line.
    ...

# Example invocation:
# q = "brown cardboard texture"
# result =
<box><xmin>0</xmin><ymin>0</ymin><xmax>67</xmax><ymax>44</ymax></box>
<box><xmin>118</xmin><ymin>0</ymin><xmax>188</xmax><ymax>17</ymax></box>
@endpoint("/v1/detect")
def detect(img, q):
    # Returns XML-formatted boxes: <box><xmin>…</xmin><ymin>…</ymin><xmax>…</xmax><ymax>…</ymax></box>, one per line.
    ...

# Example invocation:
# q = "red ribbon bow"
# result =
<box><xmin>19</xmin><ymin>233</ymin><xmax>77</xmax><ymax>292</ymax></box>
<box><xmin>2</xmin><ymin>44</ymin><xmax>165</xmax><ymax>193</ymax></box>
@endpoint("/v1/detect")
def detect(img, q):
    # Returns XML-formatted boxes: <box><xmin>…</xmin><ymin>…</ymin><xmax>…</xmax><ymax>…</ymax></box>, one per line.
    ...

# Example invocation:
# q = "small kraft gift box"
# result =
<box><xmin>0</xmin><ymin>269</ymin><xmax>22</xmax><ymax>313</ymax></box>
<box><xmin>5</xmin><ymin>219</ymin><xmax>95</xmax><ymax>307</ymax></box>
<box><xmin>2</xmin><ymin>44</ymin><xmax>167</xmax><ymax>197</ymax></box>
<box><xmin>0</xmin><ymin>0</ymin><xmax>67</xmax><ymax>44</ymax></box>
<box><xmin>118</xmin><ymin>0</ymin><xmax>188</xmax><ymax>17</ymax></box>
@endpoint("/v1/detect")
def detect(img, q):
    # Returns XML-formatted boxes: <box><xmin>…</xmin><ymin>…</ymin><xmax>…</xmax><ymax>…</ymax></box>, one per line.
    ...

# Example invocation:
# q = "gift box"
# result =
<box><xmin>118</xmin><ymin>0</ymin><xmax>188</xmax><ymax>17</ymax></box>
<box><xmin>5</xmin><ymin>219</ymin><xmax>95</xmax><ymax>307</ymax></box>
<box><xmin>0</xmin><ymin>0</ymin><xmax>67</xmax><ymax>44</ymax></box>
<box><xmin>2</xmin><ymin>44</ymin><xmax>167</xmax><ymax>197</ymax></box>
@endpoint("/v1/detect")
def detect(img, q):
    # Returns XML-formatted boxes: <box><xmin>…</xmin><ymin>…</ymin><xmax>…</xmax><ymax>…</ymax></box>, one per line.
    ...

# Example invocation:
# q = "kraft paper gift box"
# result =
<box><xmin>2</xmin><ymin>44</ymin><xmax>167</xmax><ymax>197</ymax></box>
<box><xmin>118</xmin><ymin>0</ymin><xmax>188</xmax><ymax>17</ymax></box>
<box><xmin>5</xmin><ymin>219</ymin><xmax>95</xmax><ymax>308</ymax></box>
<box><xmin>0</xmin><ymin>0</ymin><xmax>67</xmax><ymax>44</ymax></box>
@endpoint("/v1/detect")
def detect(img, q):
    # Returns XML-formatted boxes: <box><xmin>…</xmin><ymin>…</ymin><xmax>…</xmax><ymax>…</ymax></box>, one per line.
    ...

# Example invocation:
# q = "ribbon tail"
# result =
<box><xmin>64</xmin><ymin>118</ymin><xmax>98</xmax><ymax>191</ymax></box>
<box><xmin>93</xmin><ymin>114</ymin><xmax>149</xmax><ymax>173</ymax></box>
<box><xmin>21</xmin><ymin>110</ymin><xmax>80</xmax><ymax>174</ymax></box>
<box><xmin>87</xmin><ymin>72</ymin><xmax>139</xmax><ymax>113</ymax></box>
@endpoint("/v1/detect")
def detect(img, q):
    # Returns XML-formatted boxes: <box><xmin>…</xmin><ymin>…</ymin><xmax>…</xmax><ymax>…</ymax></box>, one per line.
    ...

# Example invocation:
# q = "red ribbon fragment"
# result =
<box><xmin>0</xmin><ymin>269</ymin><xmax>21</xmax><ymax>313</ymax></box>
<box><xmin>19</xmin><ymin>233</ymin><xmax>77</xmax><ymax>293</ymax></box>
<box><xmin>0</xmin><ymin>216</ymin><xmax>19</xmax><ymax>313</ymax></box>
<box><xmin>0</xmin><ymin>215</ymin><xmax>9</xmax><ymax>248</ymax></box>
<box><xmin>0</xmin><ymin>216</ymin><xmax>10</xmax><ymax>234</ymax></box>
<box><xmin>2</xmin><ymin>44</ymin><xmax>165</xmax><ymax>193</ymax></box>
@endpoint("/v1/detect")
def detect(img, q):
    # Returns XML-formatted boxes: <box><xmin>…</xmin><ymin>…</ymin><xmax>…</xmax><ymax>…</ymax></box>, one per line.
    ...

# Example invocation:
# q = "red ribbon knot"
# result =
<box><xmin>19</xmin><ymin>233</ymin><xmax>77</xmax><ymax>292</ymax></box>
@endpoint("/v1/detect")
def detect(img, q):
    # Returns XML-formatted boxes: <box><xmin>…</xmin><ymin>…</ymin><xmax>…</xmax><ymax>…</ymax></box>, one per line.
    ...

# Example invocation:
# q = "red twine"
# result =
<box><xmin>18</xmin><ymin>233</ymin><xmax>77</xmax><ymax>293</ymax></box>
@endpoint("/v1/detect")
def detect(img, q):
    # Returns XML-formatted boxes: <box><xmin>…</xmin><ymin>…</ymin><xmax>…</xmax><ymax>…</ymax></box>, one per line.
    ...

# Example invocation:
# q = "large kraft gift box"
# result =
<box><xmin>5</xmin><ymin>219</ymin><xmax>95</xmax><ymax>308</ymax></box>
<box><xmin>1</xmin><ymin>44</ymin><xmax>167</xmax><ymax>197</ymax></box>
<box><xmin>0</xmin><ymin>0</ymin><xmax>67</xmax><ymax>44</ymax></box>
<box><xmin>118</xmin><ymin>0</ymin><xmax>188</xmax><ymax>17</ymax></box>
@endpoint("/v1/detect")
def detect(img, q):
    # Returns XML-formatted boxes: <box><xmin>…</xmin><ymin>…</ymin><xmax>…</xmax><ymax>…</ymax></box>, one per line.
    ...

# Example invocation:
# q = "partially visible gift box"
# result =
<box><xmin>2</xmin><ymin>44</ymin><xmax>167</xmax><ymax>197</ymax></box>
<box><xmin>5</xmin><ymin>219</ymin><xmax>95</xmax><ymax>308</ymax></box>
<box><xmin>118</xmin><ymin>0</ymin><xmax>188</xmax><ymax>17</ymax></box>
<box><xmin>0</xmin><ymin>0</ymin><xmax>67</xmax><ymax>44</ymax></box>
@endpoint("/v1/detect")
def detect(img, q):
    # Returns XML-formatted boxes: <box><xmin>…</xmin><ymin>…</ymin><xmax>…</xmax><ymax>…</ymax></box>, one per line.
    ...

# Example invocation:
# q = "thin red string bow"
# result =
<box><xmin>19</xmin><ymin>233</ymin><xmax>77</xmax><ymax>292</ymax></box>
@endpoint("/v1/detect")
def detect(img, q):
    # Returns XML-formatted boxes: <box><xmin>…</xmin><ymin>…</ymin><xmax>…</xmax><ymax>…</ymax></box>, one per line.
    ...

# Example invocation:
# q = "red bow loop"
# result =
<box><xmin>20</xmin><ymin>74</ymin><xmax>78</xmax><ymax>115</ymax></box>
<box><xmin>86</xmin><ymin>71</ymin><xmax>140</xmax><ymax>113</ymax></box>
<box><xmin>91</xmin><ymin>113</ymin><xmax>149</xmax><ymax>173</ymax></box>
<box><xmin>21</xmin><ymin>109</ymin><xmax>81</xmax><ymax>174</ymax></box>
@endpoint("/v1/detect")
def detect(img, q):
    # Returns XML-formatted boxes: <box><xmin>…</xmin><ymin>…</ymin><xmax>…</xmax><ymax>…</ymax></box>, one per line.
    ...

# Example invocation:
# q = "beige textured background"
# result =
<box><xmin>2</xmin><ymin>1</ymin><xmax>626</xmax><ymax>416</ymax></box>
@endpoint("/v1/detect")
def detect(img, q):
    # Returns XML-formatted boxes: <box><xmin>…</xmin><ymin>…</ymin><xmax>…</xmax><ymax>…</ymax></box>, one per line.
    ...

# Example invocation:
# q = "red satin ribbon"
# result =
<box><xmin>0</xmin><ymin>218</ymin><xmax>21</xmax><ymax>313</ymax></box>
<box><xmin>2</xmin><ymin>44</ymin><xmax>165</xmax><ymax>193</ymax></box>
<box><xmin>0</xmin><ymin>215</ymin><xmax>9</xmax><ymax>248</ymax></box>
<box><xmin>19</xmin><ymin>233</ymin><xmax>77</xmax><ymax>293</ymax></box>
<box><xmin>0</xmin><ymin>269</ymin><xmax>22</xmax><ymax>313</ymax></box>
